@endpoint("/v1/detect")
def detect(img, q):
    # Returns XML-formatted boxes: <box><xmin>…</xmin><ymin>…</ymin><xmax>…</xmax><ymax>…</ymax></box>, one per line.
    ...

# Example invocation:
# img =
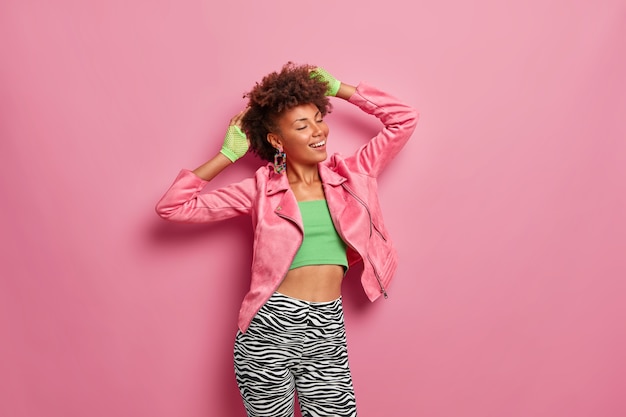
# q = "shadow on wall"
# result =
<box><xmin>148</xmin><ymin>214</ymin><xmax>252</xmax><ymax>248</ymax></box>
<box><xmin>146</xmin><ymin>214</ymin><xmax>253</xmax><ymax>414</ymax></box>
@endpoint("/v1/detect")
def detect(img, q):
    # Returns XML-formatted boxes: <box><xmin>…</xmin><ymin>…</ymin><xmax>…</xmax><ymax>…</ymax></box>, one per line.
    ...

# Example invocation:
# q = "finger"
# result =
<box><xmin>229</xmin><ymin>111</ymin><xmax>244</xmax><ymax>125</ymax></box>
<box><xmin>234</xmin><ymin>108</ymin><xmax>250</xmax><ymax>124</ymax></box>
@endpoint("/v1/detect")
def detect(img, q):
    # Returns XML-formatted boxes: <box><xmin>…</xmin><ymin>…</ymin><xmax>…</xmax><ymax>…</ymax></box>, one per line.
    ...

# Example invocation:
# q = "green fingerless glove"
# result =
<box><xmin>310</xmin><ymin>67</ymin><xmax>341</xmax><ymax>97</ymax></box>
<box><xmin>220</xmin><ymin>125</ymin><xmax>249</xmax><ymax>162</ymax></box>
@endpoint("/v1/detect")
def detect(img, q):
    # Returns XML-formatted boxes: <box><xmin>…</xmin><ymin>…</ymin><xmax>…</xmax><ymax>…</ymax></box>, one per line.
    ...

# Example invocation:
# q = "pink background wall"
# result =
<box><xmin>1</xmin><ymin>1</ymin><xmax>625</xmax><ymax>416</ymax></box>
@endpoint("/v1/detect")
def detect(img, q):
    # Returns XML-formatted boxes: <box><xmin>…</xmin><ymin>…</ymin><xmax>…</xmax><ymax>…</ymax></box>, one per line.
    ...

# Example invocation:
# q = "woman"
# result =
<box><xmin>156</xmin><ymin>63</ymin><xmax>418</xmax><ymax>417</ymax></box>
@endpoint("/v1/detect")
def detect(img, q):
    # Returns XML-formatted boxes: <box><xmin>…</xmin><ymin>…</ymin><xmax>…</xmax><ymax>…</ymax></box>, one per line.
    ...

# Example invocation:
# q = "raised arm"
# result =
<box><xmin>336</xmin><ymin>83</ymin><xmax>357</xmax><ymax>101</ymax></box>
<box><xmin>345</xmin><ymin>83</ymin><xmax>418</xmax><ymax>177</ymax></box>
<box><xmin>312</xmin><ymin>67</ymin><xmax>419</xmax><ymax>176</ymax></box>
<box><xmin>155</xmin><ymin>110</ymin><xmax>254</xmax><ymax>223</ymax></box>
<box><xmin>192</xmin><ymin>109</ymin><xmax>250</xmax><ymax>180</ymax></box>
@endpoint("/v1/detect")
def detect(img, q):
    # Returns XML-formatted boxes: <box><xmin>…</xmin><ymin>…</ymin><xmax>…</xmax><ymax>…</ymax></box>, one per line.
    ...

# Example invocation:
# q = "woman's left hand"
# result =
<box><xmin>310</xmin><ymin>67</ymin><xmax>341</xmax><ymax>97</ymax></box>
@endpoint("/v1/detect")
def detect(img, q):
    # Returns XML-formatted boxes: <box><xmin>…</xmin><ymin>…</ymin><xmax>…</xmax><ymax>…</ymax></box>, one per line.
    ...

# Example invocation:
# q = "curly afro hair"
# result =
<box><xmin>241</xmin><ymin>62</ymin><xmax>331</xmax><ymax>162</ymax></box>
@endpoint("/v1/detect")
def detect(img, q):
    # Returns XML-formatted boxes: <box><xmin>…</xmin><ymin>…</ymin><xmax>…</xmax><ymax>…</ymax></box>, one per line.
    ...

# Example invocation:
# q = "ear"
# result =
<box><xmin>267</xmin><ymin>132</ymin><xmax>282</xmax><ymax>150</ymax></box>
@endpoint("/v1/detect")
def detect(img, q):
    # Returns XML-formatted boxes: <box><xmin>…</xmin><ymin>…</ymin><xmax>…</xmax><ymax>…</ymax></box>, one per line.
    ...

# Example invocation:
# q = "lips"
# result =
<box><xmin>309</xmin><ymin>140</ymin><xmax>326</xmax><ymax>148</ymax></box>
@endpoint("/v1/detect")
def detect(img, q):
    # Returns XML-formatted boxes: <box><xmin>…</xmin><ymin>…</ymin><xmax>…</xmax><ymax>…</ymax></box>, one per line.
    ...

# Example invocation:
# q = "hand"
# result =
<box><xmin>220</xmin><ymin>109</ymin><xmax>250</xmax><ymax>162</ymax></box>
<box><xmin>310</xmin><ymin>67</ymin><xmax>341</xmax><ymax>97</ymax></box>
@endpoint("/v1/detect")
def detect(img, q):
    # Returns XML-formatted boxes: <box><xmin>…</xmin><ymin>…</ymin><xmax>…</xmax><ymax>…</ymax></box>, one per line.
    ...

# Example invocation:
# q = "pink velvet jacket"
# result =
<box><xmin>156</xmin><ymin>83</ymin><xmax>419</xmax><ymax>332</ymax></box>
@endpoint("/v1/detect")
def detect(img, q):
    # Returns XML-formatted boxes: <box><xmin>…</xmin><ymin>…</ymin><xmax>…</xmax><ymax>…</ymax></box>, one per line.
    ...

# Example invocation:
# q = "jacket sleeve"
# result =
<box><xmin>155</xmin><ymin>169</ymin><xmax>255</xmax><ymax>223</ymax></box>
<box><xmin>346</xmin><ymin>83</ymin><xmax>419</xmax><ymax>177</ymax></box>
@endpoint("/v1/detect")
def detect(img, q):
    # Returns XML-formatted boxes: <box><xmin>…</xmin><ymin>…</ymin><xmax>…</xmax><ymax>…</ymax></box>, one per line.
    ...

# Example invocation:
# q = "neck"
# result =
<box><xmin>286</xmin><ymin>162</ymin><xmax>320</xmax><ymax>185</ymax></box>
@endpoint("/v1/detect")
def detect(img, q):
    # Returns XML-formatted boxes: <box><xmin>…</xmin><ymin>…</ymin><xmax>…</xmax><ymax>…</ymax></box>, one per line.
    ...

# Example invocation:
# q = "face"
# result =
<box><xmin>267</xmin><ymin>103</ymin><xmax>329</xmax><ymax>167</ymax></box>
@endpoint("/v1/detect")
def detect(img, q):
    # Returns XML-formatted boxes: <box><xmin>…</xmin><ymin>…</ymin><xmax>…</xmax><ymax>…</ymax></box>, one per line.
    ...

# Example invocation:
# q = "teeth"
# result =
<box><xmin>310</xmin><ymin>140</ymin><xmax>325</xmax><ymax>148</ymax></box>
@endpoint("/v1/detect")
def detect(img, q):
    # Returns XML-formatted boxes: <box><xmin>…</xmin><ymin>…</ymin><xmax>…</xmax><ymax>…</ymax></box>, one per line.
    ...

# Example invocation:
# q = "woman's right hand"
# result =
<box><xmin>220</xmin><ymin>109</ymin><xmax>250</xmax><ymax>162</ymax></box>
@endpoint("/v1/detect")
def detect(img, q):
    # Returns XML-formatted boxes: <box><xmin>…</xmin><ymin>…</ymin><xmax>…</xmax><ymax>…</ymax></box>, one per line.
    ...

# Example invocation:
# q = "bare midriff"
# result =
<box><xmin>276</xmin><ymin>264</ymin><xmax>345</xmax><ymax>302</ymax></box>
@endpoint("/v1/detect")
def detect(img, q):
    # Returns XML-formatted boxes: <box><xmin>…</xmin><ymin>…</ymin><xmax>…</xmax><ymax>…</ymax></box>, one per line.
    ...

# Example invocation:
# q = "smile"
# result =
<box><xmin>309</xmin><ymin>140</ymin><xmax>326</xmax><ymax>148</ymax></box>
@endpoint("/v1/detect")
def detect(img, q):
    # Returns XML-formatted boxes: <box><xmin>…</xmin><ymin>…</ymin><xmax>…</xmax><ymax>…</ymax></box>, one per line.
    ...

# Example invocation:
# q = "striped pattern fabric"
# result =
<box><xmin>234</xmin><ymin>292</ymin><xmax>357</xmax><ymax>417</ymax></box>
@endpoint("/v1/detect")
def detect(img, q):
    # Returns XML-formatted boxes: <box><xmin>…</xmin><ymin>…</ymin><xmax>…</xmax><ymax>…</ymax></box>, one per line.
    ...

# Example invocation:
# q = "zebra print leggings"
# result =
<box><xmin>234</xmin><ymin>292</ymin><xmax>357</xmax><ymax>417</ymax></box>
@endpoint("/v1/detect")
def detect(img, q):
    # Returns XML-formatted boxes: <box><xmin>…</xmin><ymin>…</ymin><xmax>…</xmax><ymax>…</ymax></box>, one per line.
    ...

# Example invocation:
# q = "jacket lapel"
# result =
<box><xmin>266</xmin><ymin>170</ymin><xmax>302</xmax><ymax>230</ymax></box>
<box><xmin>263</xmin><ymin>164</ymin><xmax>349</xmax><ymax>232</ymax></box>
<box><xmin>318</xmin><ymin>163</ymin><xmax>346</xmax><ymax>187</ymax></box>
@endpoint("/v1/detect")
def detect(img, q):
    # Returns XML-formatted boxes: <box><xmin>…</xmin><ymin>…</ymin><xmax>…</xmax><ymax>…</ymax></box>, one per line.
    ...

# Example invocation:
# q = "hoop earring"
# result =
<box><xmin>273</xmin><ymin>149</ymin><xmax>286</xmax><ymax>174</ymax></box>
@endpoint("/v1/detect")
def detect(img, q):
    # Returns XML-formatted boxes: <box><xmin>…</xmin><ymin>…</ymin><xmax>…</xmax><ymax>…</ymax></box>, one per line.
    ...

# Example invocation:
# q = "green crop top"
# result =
<box><xmin>289</xmin><ymin>200</ymin><xmax>349</xmax><ymax>270</ymax></box>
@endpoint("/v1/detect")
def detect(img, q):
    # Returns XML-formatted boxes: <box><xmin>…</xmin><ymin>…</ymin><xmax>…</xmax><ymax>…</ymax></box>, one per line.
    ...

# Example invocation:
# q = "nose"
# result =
<box><xmin>312</xmin><ymin>121</ymin><xmax>323</xmax><ymax>137</ymax></box>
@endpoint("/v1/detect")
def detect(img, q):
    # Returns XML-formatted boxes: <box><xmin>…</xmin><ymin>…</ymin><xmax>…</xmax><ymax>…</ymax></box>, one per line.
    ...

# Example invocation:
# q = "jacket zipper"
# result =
<box><xmin>340</xmin><ymin>183</ymin><xmax>388</xmax><ymax>298</ymax></box>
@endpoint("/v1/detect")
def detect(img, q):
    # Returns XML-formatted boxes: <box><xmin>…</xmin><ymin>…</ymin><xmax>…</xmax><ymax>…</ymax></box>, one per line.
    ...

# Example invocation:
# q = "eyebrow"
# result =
<box><xmin>292</xmin><ymin>110</ymin><xmax>321</xmax><ymax>125</ymax></box>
